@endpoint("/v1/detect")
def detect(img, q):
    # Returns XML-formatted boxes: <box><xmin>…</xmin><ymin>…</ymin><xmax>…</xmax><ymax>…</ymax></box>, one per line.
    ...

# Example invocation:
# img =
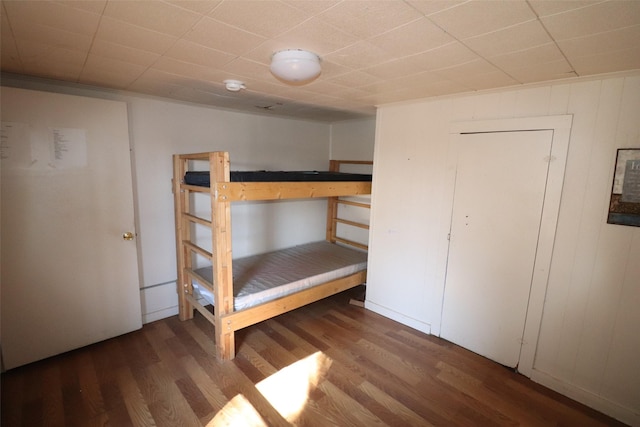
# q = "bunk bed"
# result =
<box><xmin>173</xmin><ymin>151</ymin><xmax>372</xmax><ymax>360</ymax></box>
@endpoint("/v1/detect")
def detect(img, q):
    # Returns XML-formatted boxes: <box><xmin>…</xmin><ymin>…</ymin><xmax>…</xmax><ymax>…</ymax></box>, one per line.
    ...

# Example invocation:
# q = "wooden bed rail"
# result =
<box><xmin>173</xmin><ymin>154</ymin><xmax>194</xmax><ymax>321</ymax></box>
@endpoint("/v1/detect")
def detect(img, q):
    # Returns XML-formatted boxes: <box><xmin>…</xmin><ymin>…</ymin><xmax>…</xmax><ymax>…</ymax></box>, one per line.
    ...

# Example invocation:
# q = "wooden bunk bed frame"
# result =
<box><xmin>173</xmin><ymin>151</ymin><xmax>372</xmax><ymax>360</ymax></box>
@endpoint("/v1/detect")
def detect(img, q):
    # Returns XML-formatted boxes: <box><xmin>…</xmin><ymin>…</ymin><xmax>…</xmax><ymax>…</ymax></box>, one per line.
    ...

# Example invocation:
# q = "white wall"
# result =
<box><xmin>368</xmin><ymin>72</ymin><xmax>640</xmax><ymax>425</ymax></box>
<box><xmin>331</xmin><ymin>117</ymin><xmax>376</xmax><ymax>161</ymax></box>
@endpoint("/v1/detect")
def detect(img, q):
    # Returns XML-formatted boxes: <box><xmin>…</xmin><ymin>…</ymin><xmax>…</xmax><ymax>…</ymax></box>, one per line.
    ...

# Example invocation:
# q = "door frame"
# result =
<box><xmin>439</xmin><ymin>115</ymin><xmax>572</xmax><ymax>377</ymax></box>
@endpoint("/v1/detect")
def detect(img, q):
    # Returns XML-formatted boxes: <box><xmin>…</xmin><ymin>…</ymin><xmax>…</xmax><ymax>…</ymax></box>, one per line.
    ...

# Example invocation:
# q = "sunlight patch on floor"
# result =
<box><xmin>207</xmin><ymin>394</ymin><xmax>268</xmax><ymax>427</ymax></box>
<box><xmin>256</xmin><ymin>351</ymin><xmax>332</xmax><ymax>422</ymax></box>
<box><xmin>208</xmin><ymin>351</ymin><xmax>332</xmax><ymax>425</ymax></box>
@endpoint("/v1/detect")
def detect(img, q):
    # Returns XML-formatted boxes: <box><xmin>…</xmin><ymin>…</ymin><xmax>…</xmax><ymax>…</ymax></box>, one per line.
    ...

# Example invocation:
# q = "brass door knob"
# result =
<box><xmin>123</xmin><ymin>232</ymin><xmax>134</xmax><ymax>241</ymax></box>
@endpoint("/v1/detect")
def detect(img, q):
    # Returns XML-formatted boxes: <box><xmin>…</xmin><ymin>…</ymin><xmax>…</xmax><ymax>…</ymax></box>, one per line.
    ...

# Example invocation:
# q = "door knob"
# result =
<box><xmin>123</xmin><ymin>232</ymin><xmax>134</xmax><ymax>241</ymax></box>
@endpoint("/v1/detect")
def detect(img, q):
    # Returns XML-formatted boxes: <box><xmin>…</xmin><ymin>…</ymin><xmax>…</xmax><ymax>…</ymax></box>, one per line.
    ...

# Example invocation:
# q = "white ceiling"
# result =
<box><xmin>2</xmin><ymin>0</ymin><xmax>639</xmax><ymax>121</ymax></box>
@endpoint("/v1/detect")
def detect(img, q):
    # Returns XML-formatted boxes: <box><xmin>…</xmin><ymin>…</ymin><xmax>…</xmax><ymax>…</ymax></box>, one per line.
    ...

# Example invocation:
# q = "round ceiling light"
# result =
<box><xmin>270</xmin><ymin>49</ymin><xmax>321</xmax><ymax>84</ymax></box>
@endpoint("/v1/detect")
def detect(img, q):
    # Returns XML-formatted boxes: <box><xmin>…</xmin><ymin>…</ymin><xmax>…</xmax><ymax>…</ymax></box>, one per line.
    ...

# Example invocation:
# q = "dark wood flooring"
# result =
<box><xmin>1</xmin><ymin>286</ymin><xmax>628</xmax><ymax>426</ymax></box>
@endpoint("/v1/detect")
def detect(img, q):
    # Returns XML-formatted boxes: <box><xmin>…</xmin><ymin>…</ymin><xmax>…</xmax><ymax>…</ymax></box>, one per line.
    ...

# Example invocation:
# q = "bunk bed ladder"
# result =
<box><xmin>326</xmin><ymin>159</ymin><xmax>372</xmax><ymax>251</ymax></box>
<box><xmin>326</xmin><ymin>159</ymin><xmax>372</xmax><ymax>308</ymax></box>
<box><xmin>173</xmin><ymin>152</ymin><xmax>236</xmax><ymax>359</ymax></box>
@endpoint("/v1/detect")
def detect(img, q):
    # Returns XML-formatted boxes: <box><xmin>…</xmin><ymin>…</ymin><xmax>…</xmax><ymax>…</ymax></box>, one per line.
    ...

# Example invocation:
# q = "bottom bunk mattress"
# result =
<box><xmin>193</xmin><ymin>240</ymin><xmax>367</xmax><ymax>311</ymax></box>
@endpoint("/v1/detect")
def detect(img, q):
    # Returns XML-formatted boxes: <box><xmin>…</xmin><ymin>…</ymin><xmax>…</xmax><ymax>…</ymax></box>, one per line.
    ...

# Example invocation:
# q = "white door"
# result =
<box><xmin>440</xmin><ymin>130</ymin><xmax>552</xmax><ymax>368</ymax></box>
<box><xmin>1</xmin><ymin>87</ymin><xmax>142</xmax><ymax>370</ymax></box>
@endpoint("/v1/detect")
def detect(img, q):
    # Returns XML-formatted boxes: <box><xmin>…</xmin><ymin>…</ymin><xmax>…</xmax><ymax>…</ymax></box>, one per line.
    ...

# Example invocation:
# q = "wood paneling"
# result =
<box><xmin>1</xmin><ymin>287</ymin><xmax>626</xmax><ymax>427</ymax></box>
<box><xmin>369</xmin><ymin>73</ymin><xmax>640</xmax><ymax>424</ymax></box>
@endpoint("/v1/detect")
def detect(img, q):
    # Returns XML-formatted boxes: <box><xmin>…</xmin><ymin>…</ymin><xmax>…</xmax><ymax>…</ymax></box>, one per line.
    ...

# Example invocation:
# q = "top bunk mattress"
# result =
<box><xmin>184</xmin><ymin>170</ymin><xmax>372</xmax><ymax>187</ymax></box>
<box><xmin>193</xmin><ymin>240</ymin><xmax>367</xmax><ymax>311</ymax></box>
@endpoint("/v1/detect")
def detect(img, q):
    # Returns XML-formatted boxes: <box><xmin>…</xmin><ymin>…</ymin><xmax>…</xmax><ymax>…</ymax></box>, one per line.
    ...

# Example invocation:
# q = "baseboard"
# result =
<box><xmin>140</xmin><ymin>281</ymin><xmax>214</xmax><ymax>324</ymax></box>
<box><xmin>140</xmin><ymin>281</ymin><xmax>179</xmax><ymax>324</ymax></box>
<box><xmin>364</xmin><ymin>300</ymin><xmax>431</xmax><ymax>335</ymax></box>
<box><xmin>531</xmin><ymin>369</ymin><xmax>639</xmax><ymax>426</ymax></box>
<box><xmin>143</xmin><ymin>306</ymin><xmax>179</xmax><ymax>324</ymax></box>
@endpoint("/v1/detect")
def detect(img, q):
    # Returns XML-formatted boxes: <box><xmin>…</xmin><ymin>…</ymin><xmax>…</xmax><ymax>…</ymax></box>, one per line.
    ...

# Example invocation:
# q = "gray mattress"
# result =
<box><xmin>193</xmin><ymin>241</ymin><xmax>367</xmax><ymax>311</ymax></box>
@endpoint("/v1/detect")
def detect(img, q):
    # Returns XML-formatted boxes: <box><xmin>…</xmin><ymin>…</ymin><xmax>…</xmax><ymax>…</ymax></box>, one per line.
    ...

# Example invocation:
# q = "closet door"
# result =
<box><xmin>1</xmin><ymin>87</ymin><xmax>141</xmax><ymax>369</ymax></box>
<box><xmin>440</xmin><ymin>130</ymin><xmax>552</xmax><ymax>368</ymax></box>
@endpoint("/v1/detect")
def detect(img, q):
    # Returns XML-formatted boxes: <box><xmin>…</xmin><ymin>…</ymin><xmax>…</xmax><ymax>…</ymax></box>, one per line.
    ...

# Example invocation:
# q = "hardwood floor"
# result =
<box><xmin>1</xmin><ymin>286</ymin><xmax>628</xmax><ymax>427</ymax></box>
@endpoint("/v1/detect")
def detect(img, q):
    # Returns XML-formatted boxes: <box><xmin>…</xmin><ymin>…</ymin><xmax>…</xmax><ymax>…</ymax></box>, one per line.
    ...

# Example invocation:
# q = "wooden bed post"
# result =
<box><xmin>209</xmin><ymin>152</ymin><xmax>236</xmax><ymax>360</ymax></box>
<box><xmin>326</xmin><ymin>160</ymin><xmax>340</xmax><ymax>243</ymax></box>
<box><xmin>173</xmin><ymin>155</ymin><xmax>194</xmax><ymax>321</ymax></box>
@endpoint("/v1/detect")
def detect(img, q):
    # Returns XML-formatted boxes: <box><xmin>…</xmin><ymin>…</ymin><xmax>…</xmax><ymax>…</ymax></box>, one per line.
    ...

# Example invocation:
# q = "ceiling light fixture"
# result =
<box><xmin>223</xmin><ymin>79</ymin><xmax>246</xmax><ymax>92</ymax></box>
<box><xmin>270</xmin><ymin>49</ymin><xmax>321</xmax><ymax>84</ymax></box>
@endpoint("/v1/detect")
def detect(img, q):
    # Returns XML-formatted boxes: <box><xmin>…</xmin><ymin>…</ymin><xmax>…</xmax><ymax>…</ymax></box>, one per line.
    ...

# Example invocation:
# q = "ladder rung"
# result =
<box><xmin>180</xmin><ymin>183</ymin><xmax>209</xmax><ymax>193</ymax></box>
<box><xmin>337</xmin><ymin>199</ymin><xmax>371</xmax><ymax>209</ymax></box>
<box><xmin>334</xmin><ymin>218</ymin><xmax>370</xmax><ymax>230</ymax></box>
<box><xmin>185</xmin><ymin>268</ymin><xmax>213</xmax><ymax>292</ymax></box>
<box><xmin>185</xmin><ymin>293</ymin><xmax>216</xmax><ymax>324</ymax></box>
<box><xmin>183</xmin><ymin>241</ymin><xmax>213</xmax><ymax>260</ymax></box>
<box><xmin>334</xmin><ymin>237</ymin><xmax>368</xmax><ymax>251</ymax></box>
<box><xmin>183</xmin><ymin>212</ymin><xmax>211</xmax><ymax>227</ymax></box>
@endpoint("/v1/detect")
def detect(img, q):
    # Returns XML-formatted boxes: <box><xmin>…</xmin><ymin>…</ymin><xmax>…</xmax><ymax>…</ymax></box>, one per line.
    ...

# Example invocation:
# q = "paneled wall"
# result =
<box><xmin>368</xmin><ymin>72</ymin><xmax>640</xmax><ymax>425</ymax></box>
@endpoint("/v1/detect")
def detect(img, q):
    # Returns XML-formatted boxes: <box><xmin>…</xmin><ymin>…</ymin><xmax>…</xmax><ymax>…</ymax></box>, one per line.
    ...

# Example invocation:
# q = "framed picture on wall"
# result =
<box><xmin>607</xmin><ymin>148</ymin><xmax>640</xmax><ymax>227</ymax></box>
